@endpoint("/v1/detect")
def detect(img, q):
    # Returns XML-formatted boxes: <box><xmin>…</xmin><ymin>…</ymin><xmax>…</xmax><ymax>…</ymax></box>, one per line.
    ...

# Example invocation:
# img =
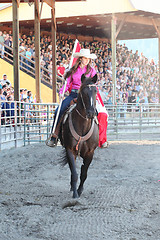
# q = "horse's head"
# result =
<box><xmin>78</xmin><ymin>74</ymin><xmax>98</xmax><ymax>119</ymax></box>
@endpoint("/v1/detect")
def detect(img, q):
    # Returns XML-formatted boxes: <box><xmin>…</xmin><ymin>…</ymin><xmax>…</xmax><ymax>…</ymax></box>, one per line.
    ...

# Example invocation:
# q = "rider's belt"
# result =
<box><xmin>71</xmin><ymin>89</ymin><xmax>78</xmax><ymax>93</ymax></box>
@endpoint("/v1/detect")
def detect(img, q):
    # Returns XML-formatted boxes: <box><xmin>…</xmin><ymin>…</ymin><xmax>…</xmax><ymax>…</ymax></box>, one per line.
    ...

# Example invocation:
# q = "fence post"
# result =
<box><xmin>38</xmin><ymin>104</ymin><xmax>42</xmax><ymax>142</ymax></box>
<box><xmin>139</xmin><ymin>104</ymin><xmax>142</xmax><ymax>140</ymax></box>
<box><xmin>24</xmin><ymin>103</ymin><xmax>26</xmax><ymax>146</ymax></box>
<box><xmin>14</xmin><ymin>101</ymin><xmax>18</xmax><ymax>148</ymax></box>
<box><xmin>47</xmin><ymin>104</ymin><xmax>49</xmax><ymax>139</ymax></box>
<box><xmin>115</xmin><ymin>105</ymin><xmax>118</xmax><ymax>140</ymax></box>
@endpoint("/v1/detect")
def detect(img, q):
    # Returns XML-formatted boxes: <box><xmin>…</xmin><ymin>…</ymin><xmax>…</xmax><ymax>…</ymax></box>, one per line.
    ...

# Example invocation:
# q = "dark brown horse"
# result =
<box><xmin>59</xmin><ymin>74</ymin><xmax>99</xmax><ymax>198</ymax></box>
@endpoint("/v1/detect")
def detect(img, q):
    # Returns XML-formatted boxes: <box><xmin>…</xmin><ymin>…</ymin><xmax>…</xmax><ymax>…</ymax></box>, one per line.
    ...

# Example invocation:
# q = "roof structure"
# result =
<box><xmin>0</xmin><ymin>0</ymin><xmax>85</xmax><ymax>2</ymax></box>
<box><xmin>0</xmin><ymin>0</ymin><xmax>160</xmax><ymax>40</ymax></box>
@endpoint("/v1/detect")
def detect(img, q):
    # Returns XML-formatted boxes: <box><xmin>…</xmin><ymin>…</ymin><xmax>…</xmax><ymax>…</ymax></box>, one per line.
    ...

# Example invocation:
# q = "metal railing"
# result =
<box><xmin>1</xmin><ymin>101</ymin><xmax>160</xmax><ymax>150</ymax></box>
<box><xmin>0</xmin><ymin>101</ymin><xmax>58</xmax><ymax>150</ymax></box>
<box><xmin>105</xmin><ymin>103</ymin><xmax>160</xmax><ymax>141</ymax></box>
<box><xmin>0</xmin><ymin>43</ymin><xmax>64</xmax><ymax>90</ymax></box>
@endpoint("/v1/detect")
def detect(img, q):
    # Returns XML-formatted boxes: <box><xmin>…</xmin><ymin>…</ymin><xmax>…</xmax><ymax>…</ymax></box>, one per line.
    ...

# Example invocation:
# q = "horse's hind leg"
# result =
<box><xmin>66</xmin><ymin>149</ymin><xmax>79</xmax><ymax>198</ymax></box>
<box><xmin>77</xmin><ymin>153</ymin><xmax>93</xmax><ymax>197</ymax></box>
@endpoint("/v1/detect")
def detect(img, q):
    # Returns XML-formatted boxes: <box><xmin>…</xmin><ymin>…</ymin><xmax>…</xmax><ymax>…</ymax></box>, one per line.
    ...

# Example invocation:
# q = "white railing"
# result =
<box><xmin>0</xmin><ymin>43</ymin><xmax>64</xmax><ymax>90</ymax></box>
<box><xmin>105</xmin><ymin>103</ymin><xmax>160</xmax><ymax>141</ymax></box>
<box><xmin>0</xmin><ymin>101</ymin><xmax>58</xmax><ymax>150</ymax></box>
<box><xmin>1</xmin><ymin>101</ymin><xmax>160</xmax><ymax>150</ymax></box>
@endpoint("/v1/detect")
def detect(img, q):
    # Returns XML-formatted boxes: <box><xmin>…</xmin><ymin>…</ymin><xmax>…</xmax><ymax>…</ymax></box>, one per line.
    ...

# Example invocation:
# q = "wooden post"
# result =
<box><xmin>111</xmin><ymin>14</ymin><xmax>116</xmax><ymax>105</ymax></box>
<box><xmin>12</xmin><ymin>0</ymin><xmax>20</xmax><ymax>101</ymax></box>
<box><xmin>51</xmin><ymin>1</ymin><xmax>57</xmax><ymax>103</ymax></box>
<box><xmin>34</xmin><ymin>0</ymin><xmax>41</xmax><ymax>103</ymax></box>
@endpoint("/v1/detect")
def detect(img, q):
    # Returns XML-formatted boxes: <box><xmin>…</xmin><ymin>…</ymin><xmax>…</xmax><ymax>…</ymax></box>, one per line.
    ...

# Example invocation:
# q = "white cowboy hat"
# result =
<box><xmin>73</xmin><ymin>49</ymin><xmax>97</xmax><ymax>59</ymax></box>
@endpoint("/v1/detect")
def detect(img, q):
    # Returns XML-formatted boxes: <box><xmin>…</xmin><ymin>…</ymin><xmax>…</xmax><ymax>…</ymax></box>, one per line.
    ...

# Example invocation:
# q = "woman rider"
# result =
<box><xmin>46</xmin><ymin>48</ymin><xmax>108</xmax><ymax>148</ymax></box>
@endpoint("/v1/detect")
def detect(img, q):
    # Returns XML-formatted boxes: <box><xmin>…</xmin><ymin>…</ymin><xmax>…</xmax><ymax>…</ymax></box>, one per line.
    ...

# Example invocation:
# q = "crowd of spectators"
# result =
<box><xmin>0</xmin><ymin>73</ymin><xmax>35</xmax><ymax>125</ymax></box>
<box><xmin>0</xmin><ymin>29</ymin><xmax>159</xmax><ymax>109</ymax></box>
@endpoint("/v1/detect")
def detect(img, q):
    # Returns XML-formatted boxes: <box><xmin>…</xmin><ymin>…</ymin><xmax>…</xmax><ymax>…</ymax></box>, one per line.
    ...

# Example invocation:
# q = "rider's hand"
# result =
<box><xmin>59</xmin><ymin>93</ymin><xmax>63</xmax><ymax>100</ymax></box>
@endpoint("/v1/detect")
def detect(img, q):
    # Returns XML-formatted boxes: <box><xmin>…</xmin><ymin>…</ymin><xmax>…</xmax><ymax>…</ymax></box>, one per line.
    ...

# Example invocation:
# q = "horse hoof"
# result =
<box><xmin>73</xmin><ymin>192</ymin><xmax>79</xmax><ymax>198</ymax></box>
<box><xmin>77</xmin><ymin>188</ymin><xmax>83</xmax><ymax>197</ymax></box>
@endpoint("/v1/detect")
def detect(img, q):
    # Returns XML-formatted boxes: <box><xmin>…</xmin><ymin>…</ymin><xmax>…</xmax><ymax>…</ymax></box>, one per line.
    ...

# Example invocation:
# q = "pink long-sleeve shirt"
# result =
<box><xmin>59</xmin><ymin>65</ymin><xmax>97</xmax><ymax>94</ymax></box>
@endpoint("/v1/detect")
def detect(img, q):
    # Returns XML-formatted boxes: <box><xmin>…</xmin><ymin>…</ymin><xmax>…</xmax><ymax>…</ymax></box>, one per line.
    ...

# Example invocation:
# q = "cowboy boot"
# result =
<box><xmin>45</xmin><ymin>122</ymin><xmax>61</xmax><ymax>147</ymax></box>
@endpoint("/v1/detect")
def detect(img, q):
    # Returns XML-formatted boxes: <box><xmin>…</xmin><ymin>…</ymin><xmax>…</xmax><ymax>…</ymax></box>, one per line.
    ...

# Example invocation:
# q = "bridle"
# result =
<box><xmin>77</xmin><ymin>83</ymin><xmax>97</xmax><ymax>120</ymax></box>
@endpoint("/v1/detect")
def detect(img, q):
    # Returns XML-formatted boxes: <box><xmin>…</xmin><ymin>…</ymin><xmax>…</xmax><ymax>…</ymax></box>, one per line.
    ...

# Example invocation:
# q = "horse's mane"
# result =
<box><xmin>79</xmin><ymin>78</ymin><xmax>96</xmax><ymax>92</ymax></box>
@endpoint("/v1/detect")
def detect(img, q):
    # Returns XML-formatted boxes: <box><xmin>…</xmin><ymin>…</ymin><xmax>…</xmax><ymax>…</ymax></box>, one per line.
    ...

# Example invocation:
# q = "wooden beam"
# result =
<box><xmin>115</xmin><ymin>16</ymin><xmax>127</xmax><ymax>39</ymax></box>
<box><xmin>51</xmin><ymin>2</ymin><xmax>57</xmax><ymax>103</ymax></box>
<box><xmin>35</xmin><ymin>0</ymin><xmax>40</xmax><ymax>21</ymax></box>
<box><xmin>44</xmin><ymin>0</ymin><xmax>54</xmax><ymax>8</ymax></box>
<box><xmin>152</xmin><ymin>19</ymin><xmax>160</xmax><ymax>39</ymax></box>
<box><xmin>111</xmin><ymin>13</ymin><xmax>116</xmax><ymax>105</ymax></box>
<box><xmin>39</xmin><ymin>0</ymin><xmax>43</xmax><ymax>19</ymax></box>
<box><xmin>12</xmin><ymin>0</ymin><xmax>20</xmax><ymax>101</ymax></box>
<box><xmin>34</xmin><ymin>0</ymin><xmax>41</xmax><ymax>103</ymax></box>
<box><xmin>116</xmin><ymin>13</ymin><xmax>160</xmax><ymax>27</ymax></box>
<box><xmin>16</xmin><ymin>0</ymin><xmax>20</xmax><ymax>7</ymax></box>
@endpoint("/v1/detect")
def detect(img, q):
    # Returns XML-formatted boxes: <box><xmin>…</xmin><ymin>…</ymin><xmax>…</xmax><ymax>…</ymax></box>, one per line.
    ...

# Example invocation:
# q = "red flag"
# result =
<box><xmin>68</xmin><ymin>39</ymin><xmax>81</xmax><ymax>93</ymax></box>
<box><xmin>69</xmin><ymin>39</ymin><xmax>81</xmax><ymax>68</ymax></box>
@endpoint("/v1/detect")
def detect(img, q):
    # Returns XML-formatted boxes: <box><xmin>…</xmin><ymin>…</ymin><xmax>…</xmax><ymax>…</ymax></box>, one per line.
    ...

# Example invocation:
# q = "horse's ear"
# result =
<box><xmin>92</xmin><ymin>74</ymin><xmax>97</xmax><ymax>83</ymax></box>
<box><xmin>81</xmin><ymin>74</ymin><xmax>86</xmax><ymax>83</ymax></box>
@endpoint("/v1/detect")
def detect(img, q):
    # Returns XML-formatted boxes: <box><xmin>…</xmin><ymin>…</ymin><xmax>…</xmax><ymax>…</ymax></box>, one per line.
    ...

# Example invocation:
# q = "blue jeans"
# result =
<box><xmin>51</xmin><ymin>91</ymin><xmax>78</xmax><ymax>132</ymax></box>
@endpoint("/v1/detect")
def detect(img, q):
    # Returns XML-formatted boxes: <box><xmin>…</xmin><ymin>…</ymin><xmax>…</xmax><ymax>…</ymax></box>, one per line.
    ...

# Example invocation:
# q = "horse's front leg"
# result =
<box><xmin>66</xmin><ymin>149</ymin><xmax>79</xmax><ymax>198</ymax></box>
<box><xmin>77</xmin><ymin>153</ymin><xmax>93</xmax><ymax>197</ymax></box>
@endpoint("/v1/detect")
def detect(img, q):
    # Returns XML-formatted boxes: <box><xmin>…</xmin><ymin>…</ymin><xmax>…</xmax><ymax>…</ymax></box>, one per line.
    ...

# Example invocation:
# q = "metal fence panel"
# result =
<box><xmin>1</xmin><ymin>101</ymin><xmax>160</xmax><ymax>150</ymax></box>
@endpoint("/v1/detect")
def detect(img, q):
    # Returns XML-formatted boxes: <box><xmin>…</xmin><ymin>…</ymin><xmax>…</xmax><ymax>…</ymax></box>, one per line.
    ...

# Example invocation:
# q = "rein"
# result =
<box><xmin>68</xmin><ymin>83</ymin><xmax>97</xmax><ymax>151</ymax></box>
<box><xmin>76</xmin><ymin>109</ymin><xmax>88</xmax><ymax>120</ymax></box>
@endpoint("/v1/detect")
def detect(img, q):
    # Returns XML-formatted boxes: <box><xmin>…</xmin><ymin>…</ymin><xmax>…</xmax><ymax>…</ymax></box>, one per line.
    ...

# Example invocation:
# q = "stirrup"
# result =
<box><xmin>45</xmin><ymin>134</ymin><xmax>58</xmax><ymax>147</ymax></box>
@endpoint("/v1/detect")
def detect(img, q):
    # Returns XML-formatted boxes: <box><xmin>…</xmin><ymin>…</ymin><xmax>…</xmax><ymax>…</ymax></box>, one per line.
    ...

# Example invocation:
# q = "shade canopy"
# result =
<box><xmin>0</xmin><ymin>0</ymin><xmax>160</xmax><ymax>40</ymax></box>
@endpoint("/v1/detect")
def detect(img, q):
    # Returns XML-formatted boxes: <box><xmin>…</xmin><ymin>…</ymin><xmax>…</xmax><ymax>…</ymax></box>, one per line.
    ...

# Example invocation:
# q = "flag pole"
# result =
<box><xmin>51</xmin><ymin>39</ymin><xmax>79</xmax><ymax>135</ymax></box>
<box><xmin>51</xmin><ymin>78</ymin><xmax>67</xmax><ymax>134</ymax></box>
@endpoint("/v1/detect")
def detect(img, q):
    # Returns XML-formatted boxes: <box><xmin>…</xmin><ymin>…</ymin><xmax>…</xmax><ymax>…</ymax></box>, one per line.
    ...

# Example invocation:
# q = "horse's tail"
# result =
<box><xmin>60</xmin><ymin>149</ymin><xmax>68</xmax><ymax>166</ymax></box>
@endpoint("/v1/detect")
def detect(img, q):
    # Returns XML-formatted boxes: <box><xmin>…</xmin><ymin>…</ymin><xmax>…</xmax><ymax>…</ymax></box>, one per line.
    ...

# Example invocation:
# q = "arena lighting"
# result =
<box><xmin>67</xmin><ymin>23</ymin><xmax>74</xmax><ymax>25</ymax></box>
<box><xmin>77</xmin><ymin>24</ymin><xmax>83</xmax><ymax>27</ymax></box>
<box><xmin>86</xmin><ymin>26</ymin><xmax>92</xmax><ymax>28</ymax></box>
<box><xmin>95</xmin><ymin>26</ymin><xmax>101</xmax><ymax>29</ymax></box>
<box><xmin>46</xmin><ymin>20</ymin><xmax>51</xmax><ymax>23</ymax></box>
<box><xmin>57</xmin><ymin>21</ymin><xmax>64</xmax><ymax>24</ymax></box>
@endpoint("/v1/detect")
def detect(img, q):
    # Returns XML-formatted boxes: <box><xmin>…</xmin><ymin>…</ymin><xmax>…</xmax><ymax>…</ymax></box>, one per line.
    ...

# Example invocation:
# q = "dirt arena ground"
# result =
<box><xmin>0</xmin><ymin>141</ymin><xmax>160</xmax><ymax>240</ymax></box>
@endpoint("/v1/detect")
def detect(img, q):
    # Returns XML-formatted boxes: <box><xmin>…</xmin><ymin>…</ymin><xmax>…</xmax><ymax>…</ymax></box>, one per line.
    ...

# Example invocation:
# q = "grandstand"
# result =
<box><xmin>1</xmin><ymin>0</ymin><xmax>160</xmax><ymax>103</ymax></box>
<box><xmin>1</xmin><ymin>0</ymin><xmax>160</xmax><ymax>150</ymax></box>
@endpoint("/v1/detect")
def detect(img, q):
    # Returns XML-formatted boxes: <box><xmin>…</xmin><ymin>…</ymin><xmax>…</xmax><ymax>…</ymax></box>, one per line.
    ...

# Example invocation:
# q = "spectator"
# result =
<box><xmin>0</xmin><ymin>88</ymin><xmax>6</xmax><ymax>100</ymax></box>
<box><xmin>4</xmin><ymin>34</ymin><xmax>12</xmax><ymax>59</ymax></box>
<box><xmin>25</xmin><ymin>47</ymin><xmax>32</xmax><ymax>71</ymax></box>
<box><xmin>57</xmin><ymin>62</ymin><xmax>65</xmax><ymax>77</ymax></box>
<box><xmin>19</xmin><ymin>42</ymin><xmax>26</xmax><ymax>69</ymax></box>
<box><xmin>0</xmin><ymin>74</ymin><xmax>11</xmax><ymax>87</ymax></box>
<box><xmin>0</xmin><ymin>31</ymin><xmax>5</xmax><ymax>58</ymax></box>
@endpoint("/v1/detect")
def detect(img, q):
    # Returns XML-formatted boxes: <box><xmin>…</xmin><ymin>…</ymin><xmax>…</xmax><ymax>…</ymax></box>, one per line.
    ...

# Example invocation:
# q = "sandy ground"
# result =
<box><xmin>0</xmin><ymin>141</ymin><xmax>160</xmax><ymax>240</ymax></box>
